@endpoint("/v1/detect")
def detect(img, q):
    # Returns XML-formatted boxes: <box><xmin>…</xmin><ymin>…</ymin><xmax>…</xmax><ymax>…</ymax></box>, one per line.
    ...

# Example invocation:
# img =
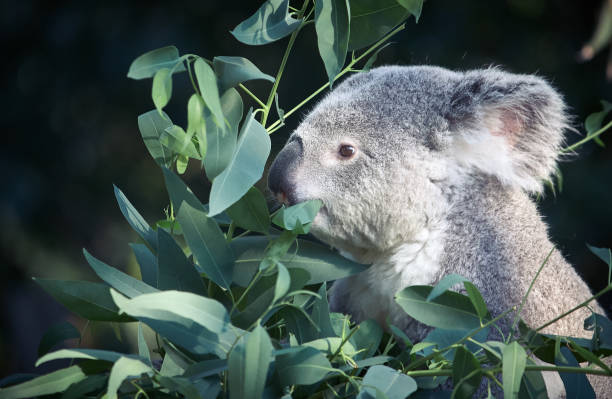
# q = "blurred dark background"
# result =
<box><xmin>1</xmin><ymin>0</ymin><xmax>612</xmax><ymax>377</ymax></box>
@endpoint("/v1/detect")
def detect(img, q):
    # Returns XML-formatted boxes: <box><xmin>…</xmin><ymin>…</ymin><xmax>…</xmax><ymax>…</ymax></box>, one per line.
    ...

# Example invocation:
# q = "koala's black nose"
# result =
<box><xmin>268</xmin><ymin>136</ymin><xmax>303</xmax><ymax>205</ymax></box>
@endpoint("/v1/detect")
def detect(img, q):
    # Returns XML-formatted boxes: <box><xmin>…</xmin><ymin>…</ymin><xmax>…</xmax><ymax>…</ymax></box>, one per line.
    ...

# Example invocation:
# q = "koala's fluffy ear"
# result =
<box><xmin>445</xmin><ymin>68</ymin><xmax>568</xmax><ymax>193</ymax></box>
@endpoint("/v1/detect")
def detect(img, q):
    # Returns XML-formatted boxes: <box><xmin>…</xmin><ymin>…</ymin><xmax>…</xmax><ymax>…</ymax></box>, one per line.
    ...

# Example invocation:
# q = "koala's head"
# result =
<box><xmin>268</xmin><ymin>66</ymin><xmax>567</xmax><ymax>260</ymax></box>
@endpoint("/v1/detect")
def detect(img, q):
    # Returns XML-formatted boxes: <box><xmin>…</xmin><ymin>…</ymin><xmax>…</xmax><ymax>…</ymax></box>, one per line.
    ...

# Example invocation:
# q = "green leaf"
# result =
<box><xmin>176</xmin><ymin>201</ymin><xmax>235</xmax><ymax>289</ymax></box>
<box><xmin>452</xmin><ymin>346</ymin><xmax>481</xmax><ymax>399</ymax></box>
<box><xmin>228</xmin><ymin>325</ymin><xmax>274</xmax><ymax>399</ymax></box>
<box><xmin>518</xmin><ymin>362</ymin><xmax>548</xmax><ymax>399</ymax></box>
<box><xmin>160</xmin><ymin>351</ymin><xmax>185</xmax><ymax>377</ymax></box>
<box><xmin>396</xmin><ymin>286</ymin><xmax>481</xmax><ymax>330</ymax></box>
<box><xmin>176</xmin><ymin>154</ymin><xmax>189</xmax><ymax>174</ymax></box>
<box><xmin>156</xmin><ymin>229</ymin><xmax>207</xmax><ymax>295</ymax></box>
<box><xmin>584</xmin><ymin>312</ymin><xmax>612</xmax><ymax>351</ymax></box>
<box><xmin>111</xmin><ymin>290</ymin><xmax>239</xmax><ymax>358</ymax></box>
<box><xmin>315</xmin><ymin>0</ymin><xmax>351</xmax><ymax>87</ymax></box>
<box><xmin>60</xmin><ymin>374</ymin><xmax>107</xmax><ymax>399</ymax></box>
<box><xmin>426</xmin><ymin>274</ymin><xmax>467</xmax><ymax>302</ymax></box>
<box><xmin>463</xmin><ymin>281</ymin><xmax>489</xmax><ymax>320</ymax></box>
<box><xmin>395</xmin><ymin>0</ymin><xmax>424</xmax><ymax>22</ymax></box>
<box><xmin>204</xmin><ymin>88</ymin><xmax>243</xmax><ymax>180</ymax></box>
<box><xmin>157</xmin><ymin>376</ymin><xmax>202</xmax><ymax>399</ymax></box>
<box><xmin>184</xmin><ymin>358</ymin><xmax>228</xmax><ymax>379</ymax></box>
<box><xmin>127</xmin><ymin>46</ymin><xmax>186</xmax><ymax>80</ymax></box>
<box><xmin>348</xmin><ymin>0</ymin><xmax>411</xmax><ymax>50</ymax></box>
<box><xmin>137</xmin><ymin>323</ymin><xmax>151</xmax><ymax>365</ymax></box>
<box><xmin>83</xmin><ymin>249</ymin><xmax>158</xmax><ymax>298</ymax></box>
<box><xmin>351</xmin><ymin>319</ymin><xmax>383</xmax><ymax>359</ymax></box>
<box><xmin>114</xmin><ymin>185</ymin><xmax>157</xmax><ymax>250</ymax></box>
<box><xmin>276</xmin><ymin>346</ymin><xmax>332</xmax><ymax>386</ymax></box>
<box><xmin>420</xmin><ymin>327</ymin><xmax>489</xmax><ymax>361</ymax></box>
<box><xmin>37</xmin><ymin>321</ymin><xmax>80</xmax><ymax>358</ymax></box>
<box><xmin>357</xmin><ymin>365</ymin><xmax>417</xmax><ymax>399</ymax></box>
<box><xmin>273</xmin><ymin>263</ymin><xmax>291</xmax><ymax>303</ymax></box>
<box><xmin>231</xmin><ymin>236</ymin><xmax>367</xmax><ymax>286</ymax></box>
<box><xmin>555</xmin><ymin>346</ymin><xmax>596</xmax><ymax>399</ymax></box>
<box><xmin>226</xmin><ymin>187</ymin><xmax>270</xmax><ymax>233</ymax></box>
<box><xmin>231</xmin><ymin>0</ymin><xmax>302</xmax><ymax>45</ymax></box>
<box><xmin>36</xmin><ymin>348</ymin><xmax>138</xmax><ymax>367</ymax></box>
<box><xmin>278</xmin><ymin>305</ymin><xmax>320</xmax><ymax>344</ymax></box>
<box><xmin>303</xmin><ymin>337</ymin><xmax>356</xmax><ymax>357</ymax></box>
<box><xmin>187</xmin><ymin>94</ymin><xmax>207</xmax><ymax>159</ymax></box>
<box><xmin>213</xmin><ymin>56</ymin><xmax>274</xmax><ymax>92</ymax></box>
<box><xmin>152</xmin><ymin>67</ymin><xmax>172</xmax><ymax>115</ymax></box>
<box><xmin>160</xmin><ymin>125</ymin><xmax>201</xmax><ymax>159</ymax></box>
<box><xmin>162</xmin><ymin>166</ymin><xmax>206</xmax><ymax>212</ymax></box>
<box><xmin>137</xmin><ymin>109</ymin><xmax>174</xmax><ymax>167</ymax></box>
<box><xmin>130</xmin><ymin>243</ymin><xmax>158</xmax><ymax>287</ymax></box>
<box><xmin>208</xmin><ymin>109</ymin><xmax>271</xmax><ymax>216</ymax></box>
<box><xmin>585</xmin><ymin>100</ymin><xmax>612</xmax><ymax>136</ymax></box>
<box><xmin>502</xmin><ymin>342</ymin><xmax>527</xmax><ymax>399</ymax></box>
<box><xmin>194</xmin><ymin>58</ymin><xmax>224</xmax><ymax>128</ymax></box>
<box><xmin>0</xmin><ymin>365</ymin><xmax>87</xmax><ymax>399</ymax></box>
<box><xmin>311</xmin><ymin>282</ymin><xmax>336</xmax><ymax>338</ymax></box>
<box><xmin>272</xmin><ymin>200</ymin><xmax>323</xmax><ymax>234</ymax></box>
<box><xmin>34</xmin><ymin>279</ymin><xmax>132</xmax><ymax>322</ymax></box>
<box><xmin>106</xmin><ymin>357</ymin><xmax>152</xmax><ymax>399</ymax></box>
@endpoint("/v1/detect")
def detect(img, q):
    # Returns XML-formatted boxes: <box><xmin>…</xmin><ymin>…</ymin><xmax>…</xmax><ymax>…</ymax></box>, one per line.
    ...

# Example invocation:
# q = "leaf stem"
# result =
<box><xmin>238</xmin><ymin>83</ymin><xmax>267</xmax><ymax>108</ymax></box>
<box><xmin>562</xmin><ymin>120</ymin><xmax>612</xmax><ymax>152</ymax></box>
<box><xmin>535</xmin><ymin>283</ymin><xmax>612</xmax><ymax>332</ymax></box>
<box><xmin>330</xmin><ymin>325</ymin><xmax>360</xmax><ymax>361</ymax></box>
<box><xmin>266</xmin><ymin>23</ymin><xmax>406</xmax><ymax>133</ymax></box>
<box><xmin>509</xmin><ymin>246</ymin><xmax>554</xmax><ymax>341</ymax></box>
<box><xmin>261</xmin><ymin>0</ymin><xmax>311</xmax><ymax>127</ymax></box>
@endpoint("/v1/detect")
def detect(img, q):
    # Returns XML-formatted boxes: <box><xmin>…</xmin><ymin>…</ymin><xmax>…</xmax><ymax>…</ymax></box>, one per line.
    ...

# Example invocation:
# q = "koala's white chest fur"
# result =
<box><xmin>329</xmin><ymin>223</ymin><xmax>447</xmax><ymax>331</ymax></box>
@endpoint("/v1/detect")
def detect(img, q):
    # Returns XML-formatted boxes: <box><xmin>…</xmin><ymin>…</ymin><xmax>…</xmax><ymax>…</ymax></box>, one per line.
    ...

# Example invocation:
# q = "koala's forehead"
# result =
<box><xmin>297</xmin><ymin>66</ymin><xmax>461</xmax><ymax>147</ymax></box>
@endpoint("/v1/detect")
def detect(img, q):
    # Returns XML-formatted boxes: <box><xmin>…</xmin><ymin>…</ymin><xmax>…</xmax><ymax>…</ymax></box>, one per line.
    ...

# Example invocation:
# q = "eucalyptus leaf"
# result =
<box><xmin>396</xmin><ymin>0</ymin><xmax>424</xmax><ymax>22</ymax></box>
<box><xmin>357</xmin><ymin>365</ymin><xmax>417</xmax><ymax>399</ymax></box>
<box><xmin>60</xmin><ymin>374</ymin><xmax>107</xmax><ymax>399</ymax></box>
<box><xmin>137</xmin><ymin>109</ymin><xmax>174</xmax><ymax>167</ymax></box>
<box><xmin>160</xmin><ymin>125</ymin><xmax>201</xmax><ymax>159</ymax></box>
<box><xmin>452</xmin><ymin>346</ymin><xmax>481</xmax><ymax>399</ymax></box>
<box><xmin>228</xmin><ymin>325</ymin><xmax>274</xmax><ymax>399</ymax></box>
<box><xmin>187</xmin><ymin>94</ymin><xmax>207</xmax><ymax>159</ymax></box>
<box><xmin>396</xmin><ymin>286</ymin><xmax>481</xmax><ymax>330</ymax></box>
<box><xmin>162</xmin><ymin>166</ymin><xmax>207</xmax><ymax>213</ymax></box>
<box><xmin>208</xmin><ymin>109</ymin><xmax>271</xmax><ymax>216</ymax></box>
<box><xmin>130</xmin><ymin>243</ymin><xmax>158</xmax><ymax>287</ymax></box>
<box><xmin>114</xmin><ymin>185</ymin><xmax>157</xmax><ymax>250</ymax></box>
<box><xmin>555</xmin><ymin>346</ymin><xmax>596</xmax><ymax>399</ymax></box>
<box><xmin>351</xmin><ymin>319</ymin><xmax>383</xmax><ymax>359</ymax></box>
<box><xmin>204</xmin><ymin>88</ymin><xmax>243</xmax><ymax>180</ymax></box>
<box><xmin>426</xmin><ymin>273</ymin><xmax>467</xmax><ymax>302</ymax></box>
<box><xmin>194</xmin><ymin>58</ymin><xmax>224</xmax><ymax>128</ymax></box>
<box><xmin>231</xmin><ymin>0</ymin><xmax>302</xmax><ymax>45</ymax></box>
<box><xmin>213</xmin><ymin>56</ymin><xmax>274</xmax><ymax>92</ymax></box>
<box><xmin>106</xmin><ymin>357</ymin><xmax>152</xmax><ymax>399</ymax></box>
<box><xmin>152</xmin><ymin>67</ymin><xmax>172</xmax><ymax>115</ymax></box>
<box><xmin>226</xmin><ymin>186</ymin><xmax>270</xmax><ymax>233</ymax></box>
<box><xmin>0</xmin><ymin>365</ymin><xmax>87</xmax><ymax>399</ymax></box>
<box><xmin>311</xmin><ymin>282</ymin><xmax>336</xmax><ymax>339</ymax></box>
<box><xmin>463</xmin><ymin>281</ymin><xmax>489</xmax><ymax>320</ymax></box>
<box><xmin>127</xmin><ymin>46</ymin><xmax>186</xmax><ymax>80</ymax></box>
<box><xmin>276</xmin><ymin>346</ymin><xmax>332</xmax><ymax>386</ymax></box>
<box><xmin>315</xmin><ymin>0</ymin><xmax>351</xmax><ymax>87</ymax></box>
<box><xmin>362</xmin><ymin>42</ymin><xmax>392</xmax><ymax>72</ymax></box>
<box><xmin>156</xmin><ymin>228</ymin><xmax>207</xmax><ymax>295</ymax></box>
<box><xmin>83</xmin><ymin>249</ymin><xmax>158</xmax><ymax>298</ymax></box>
<box><xmin>137</xmin><ymin>323</ymin><xmax>151</xmax><ymax>365</ymax></box>
<box><xmin>34</xmin><ymin>279</ymin><xmax>132</xmax><ymax>322</ymax></box>
<box><xmin>231</xmin><ymin>236</ymin><xmax>367</xmax><ymax>286</ymax></box>
<box><xmin>37</xmin><ymin>321</ymin><xmax>80</xmax><ymax>358</ymax></box>
<box><xmin>348</xmin><ymin>0</ymin><xmax>411</xmax><ymax>50</ymax></box>
<box><xmin>272</xmin><ymin>200</ymin><xmax>323</xmax><ymax>234</ymax></box>
<box><xmin>273</xmin><ymin>263</ymin><xmax>291</xmax><ymax>303</ymax></box>
<box><xmin>177</xmin><ymin>201</ymin><xmax>234</xmax><ymax>289</ymax></box>
<box><xmin>157</xmin><ymin>376</ymin><xmax>202</xmax><ymax>399</ymax></box>
<box><xmin>36</xmin><ymin>348</ymin><xmax>140</xmax><ymax>367</ymax></box>
<box><xmin>502</xmin><ymin>342</ymin><xmax>527</xmax><ymax>399</ymax></box>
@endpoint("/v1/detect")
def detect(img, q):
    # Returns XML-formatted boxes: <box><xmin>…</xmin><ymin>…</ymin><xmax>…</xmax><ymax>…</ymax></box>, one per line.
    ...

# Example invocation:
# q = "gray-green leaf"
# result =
<box><xmin>37</xmin><ymin>321</ymin><xmax>80</xmax><ymax>358</ymax></box>
<box><xmin>213</xmin><ymin>56</ymin><xmax>274</xmax><ymax>92</ymax></box>
<box><xmin>228</xmin><ymin>325</ymin><xmax>274</xmax><ymax>399</ymax></box>
<box><xmin>276</xmin><ymin>346</ymin><xmax>332</xmax><ymax>386</ymax></box>
<box><xmin>0</xmin><ymin>366</ymin><xmax>87</xmax><ymax>399</ymax></box>
<box><xmin>152</xmin><ymin>67</ymin><xmax>172</xmax><ymax>115</ymax></box>
<box><xmin>348</xmin><ymin>0</ymin><xmax>411</xmax><ymax>50</ymax></box>
<box><xmin>502</xmin><ymin>342</ymin><xmax>527</xmax><ymax>399</ymax></box>
<box><xmin>137</xmin><ymin>109</ymin><xmax>174</xmax><ymax>167</ymax></box>
<box><xmin>357</xmin><ymin>365</ymin><xmax>417</xmax><ymax>399</ymax></box>
<box><xmin>114</xmin><ymin>185</ymin><xmax>157</xmax><ymax>250</ymax></box>
<box><xmin>106</xmin><ymin>357</ymin><xmax>152</xmax><ymax>399</ymax></box>
<box><xmin>156</xmin><ymin>229</ymin><xmax>207</xmax><ymax>295</ymax></box>
<box><xmin>315</xmin><ymin>0</ymin><xmax>350</xmax><ymax>87</ymax></box>
<box><xmin>194</xmin><ymin>58</ymin><xmax>225</xmax><ymax>128</ymax></box>
<box><xmin>127</xmin><ymin>46</ymin><xmax>186</xmax><ymax>80</ymax></box>
<box><xmin>226</xmin><ymin>186</ymin><xmax>270</xmax><ymax>234</ymax></box>
<box><xmin>231</xmin><ymin>0</ymin><xmax>302</xmax><ymax>45</ymax></box>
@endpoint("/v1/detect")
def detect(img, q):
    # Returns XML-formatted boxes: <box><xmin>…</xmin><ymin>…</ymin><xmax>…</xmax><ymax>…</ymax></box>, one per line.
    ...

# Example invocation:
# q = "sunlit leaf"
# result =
<box><xmin>231</xmin><ymin>0</ymin><xmax>302</xmax><ymax>45</ymax></box>
<box><xmin>160</xmin><ymin>125</ymin><xmax>201</xmax><ymax>159</ymax></box>
<box><xmin>502</xmin><ymin>342</ymin><xmax>527</xmax><ymax>399</ymax></box>
<box><xmin>315</xmin><ymin>0</ymin><xmax>350</xmax><ymax>86</ymax></box>
<box><xmin>0</xmin><ymin>366</ymin><xmax>87</xmax><ymax>399</ymax></box>
<box><xmin>271</xmin><ymin>200</ymin><xmax>323</xmax><ymax>234</ymax></box>
<box><xmin>208</xmin><ymin>109</ymin><xmax>271</xmax><ymax>216</ymax></box>
<box><xmin>276</xmin><ymin>346</ymin><xmax>332</xmax><ymax>386</ymax></box>
<box><xmin>357</xmin><ymin>365</ymin><xmax>417</xmax><ymax>399</ymax></box>
<box><xmin>106</xmin><ymin>357</ymin><xmax>152</xmax><ymax>399</ymax></box>
<box><xmin>36</xmin><ymin>348</ymin><xmax>140</xmax><ymax>367</ymax></box>
<box><xmin>127</xmin><ymin>46</ymin><xmax>186</xmax><ymax>80</ymax></box>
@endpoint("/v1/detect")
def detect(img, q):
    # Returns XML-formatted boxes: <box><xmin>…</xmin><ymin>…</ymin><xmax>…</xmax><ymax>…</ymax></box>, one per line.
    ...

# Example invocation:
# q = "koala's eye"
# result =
<box><xmin>338</xmin><ymin>144</ymin><xmax>356</xmax><ymax>158</ymax></box>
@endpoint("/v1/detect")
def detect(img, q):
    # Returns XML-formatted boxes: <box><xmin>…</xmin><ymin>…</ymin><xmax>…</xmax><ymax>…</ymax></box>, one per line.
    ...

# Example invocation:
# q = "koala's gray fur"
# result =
<box><xmin>267</xmin><ymin>65</ymin><xmax>610</xmax><ymax>397</ymax></box>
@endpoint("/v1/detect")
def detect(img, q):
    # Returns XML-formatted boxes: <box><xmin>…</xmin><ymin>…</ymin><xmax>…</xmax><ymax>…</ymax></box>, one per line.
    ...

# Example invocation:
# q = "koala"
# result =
<box><xmin>268</xmin><ymin>65</ymin><xmax>611</xmax><ymax>397</ymax></box>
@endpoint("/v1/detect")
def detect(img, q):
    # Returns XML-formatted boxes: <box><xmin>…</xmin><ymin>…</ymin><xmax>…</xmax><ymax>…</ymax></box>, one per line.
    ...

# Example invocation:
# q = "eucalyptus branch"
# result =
<box><xmin>330</xmin><ymin>325</ymin><xmax>360</xmax><ymax>361</ymax></box>
<box><xmin>261</xmin><ymin>0</ymin><xmax>311</xmax><ymax>127</ymax></box>
<box><xmin>266</xmin><ymin>23</ymin><xmax>407</xmax><ymax>133</ymax></box>
<box><xmin>562</xmin><ymin>120</ymin><xmax>612</xmax><ymax>152</ymax></box>
<box><xmin>238</xmin><ymin>83</ymin><xmax>267</xmax><ymax>108</ymax></box>
<box><xmin>535</xmin><ymin>283</ymin><xmax>612</xmax><ymax>332</ymax></box>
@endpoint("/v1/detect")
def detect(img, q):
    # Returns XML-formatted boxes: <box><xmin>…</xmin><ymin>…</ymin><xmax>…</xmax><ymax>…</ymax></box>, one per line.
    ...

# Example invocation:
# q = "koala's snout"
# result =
<box><xmin>268</xmin><ymin>137</ymin><xmax>303</xmax><ymax>205</ymax></box>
